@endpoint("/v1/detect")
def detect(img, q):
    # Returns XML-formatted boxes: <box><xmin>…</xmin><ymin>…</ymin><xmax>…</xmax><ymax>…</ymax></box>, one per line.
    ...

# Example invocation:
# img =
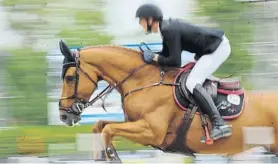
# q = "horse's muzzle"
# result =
<box><xmin>59</xmin><ymin>110</ymin><xmax>81</xmax><ymax>126</ymax></box>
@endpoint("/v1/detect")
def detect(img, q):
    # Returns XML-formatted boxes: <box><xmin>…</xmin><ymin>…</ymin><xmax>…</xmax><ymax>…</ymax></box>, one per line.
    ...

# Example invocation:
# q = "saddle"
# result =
<box><xmin>173</xmin><ymin>62</ymin><xmax>245</xmax><ymax>120</ymax></box>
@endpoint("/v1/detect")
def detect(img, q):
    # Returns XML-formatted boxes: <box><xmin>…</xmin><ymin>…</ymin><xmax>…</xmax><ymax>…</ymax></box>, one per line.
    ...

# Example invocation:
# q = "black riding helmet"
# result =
<box><xmin>135</xmin><ymin>3</ymin><xmax>163</xmax><ymax>33</ymax></box>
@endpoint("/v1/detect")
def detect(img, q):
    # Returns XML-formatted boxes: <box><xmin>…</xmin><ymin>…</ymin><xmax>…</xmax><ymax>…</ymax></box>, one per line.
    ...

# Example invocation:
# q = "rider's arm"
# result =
<box><xmin>153</xmin><ymin>41</ymin><xmax>167</xmax><ymax>62</ymax></box>
<box><xmin>156</xmin><ymin>29</ymin><xmax>182</xmax><ymax>67</ymax></box>
<box><xmin>158</xmin><ymin>41</ymin><xmax>168</xmax><ymax>56</ymax></box>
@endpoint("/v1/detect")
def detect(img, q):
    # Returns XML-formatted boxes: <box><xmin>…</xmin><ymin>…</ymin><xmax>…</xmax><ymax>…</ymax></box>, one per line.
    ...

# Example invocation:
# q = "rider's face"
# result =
<box><xmin>139</xmin><ymin>17</ymin><xmax>159</xmax><ymax>34</ymax></box>
<box><xmin>139</xmin><ymin>18</ymin><xmax>148</xmax><ymax>32</ymax></box>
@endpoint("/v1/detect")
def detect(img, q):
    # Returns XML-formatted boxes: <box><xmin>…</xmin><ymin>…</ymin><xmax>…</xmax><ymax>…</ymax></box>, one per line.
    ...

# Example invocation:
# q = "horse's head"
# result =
<box><xmin>58</xmin><ymin>40</ymin><xmax>102</xmax><ymax>126</ymax></box>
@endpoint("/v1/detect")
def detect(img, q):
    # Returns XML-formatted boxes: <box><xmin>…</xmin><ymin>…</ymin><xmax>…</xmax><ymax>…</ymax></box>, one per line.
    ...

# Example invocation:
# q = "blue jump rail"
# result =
<box><xmin>67</xmin><ymin>42</ymin><xmax>163</xmax><ymax>50</ymax></box>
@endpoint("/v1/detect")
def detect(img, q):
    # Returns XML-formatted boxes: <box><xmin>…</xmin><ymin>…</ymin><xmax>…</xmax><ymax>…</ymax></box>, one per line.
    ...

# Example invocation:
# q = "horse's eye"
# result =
<box><xmin>65</xmin><ymin>76</ymin><xmax>74</xmax><ymax>82</ymax></box>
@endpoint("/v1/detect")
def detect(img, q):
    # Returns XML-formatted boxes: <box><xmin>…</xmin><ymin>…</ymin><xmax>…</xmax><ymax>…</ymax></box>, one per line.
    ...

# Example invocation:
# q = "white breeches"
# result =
<box><xmin>186</xmin><ymin>35</ymin><xmax>231</xmax><ymax>93</ymax></box>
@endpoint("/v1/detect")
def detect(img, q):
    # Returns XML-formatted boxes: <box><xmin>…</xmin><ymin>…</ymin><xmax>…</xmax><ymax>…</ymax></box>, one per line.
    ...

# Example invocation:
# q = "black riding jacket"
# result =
<box><xmin>158</xmin><ymin>18</ymin><xmax>224</xmax><ymax>67</ymax></box>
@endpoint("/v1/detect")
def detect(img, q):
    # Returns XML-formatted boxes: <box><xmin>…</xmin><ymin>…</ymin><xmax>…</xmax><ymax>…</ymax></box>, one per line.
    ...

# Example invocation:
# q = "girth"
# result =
<box><xmin>152</xmin><ymin>106</ymin><xmax>197</xmax><ymax>157</ymax></box>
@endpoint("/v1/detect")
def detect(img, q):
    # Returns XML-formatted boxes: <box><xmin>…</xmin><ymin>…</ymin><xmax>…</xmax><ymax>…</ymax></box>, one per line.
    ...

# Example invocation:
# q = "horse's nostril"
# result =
<box><xmin>61</xmin><ymin>114</ymin><xmax>67</xmax><ymax>120</ymax></box>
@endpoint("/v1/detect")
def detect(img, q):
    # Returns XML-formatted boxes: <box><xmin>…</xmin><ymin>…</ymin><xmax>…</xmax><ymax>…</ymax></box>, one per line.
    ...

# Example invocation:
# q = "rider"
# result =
<box><xmin>135</xmin><ymin>3</ymin><xmax>232</xmax><ymax>142</ymax></box>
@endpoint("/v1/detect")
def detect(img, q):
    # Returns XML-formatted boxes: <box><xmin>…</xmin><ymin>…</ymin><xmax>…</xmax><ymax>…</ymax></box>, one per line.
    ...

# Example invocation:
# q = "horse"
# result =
<box><xmin>58</xmin><ymin>40</ymin><xmax>278</xmax><ymax>162</ymax></box>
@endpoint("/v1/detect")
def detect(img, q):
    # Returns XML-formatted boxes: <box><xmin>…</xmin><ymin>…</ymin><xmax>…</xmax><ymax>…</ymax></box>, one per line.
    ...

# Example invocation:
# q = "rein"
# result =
<box><xmin>59</xmin><ymin>43</ymin><xmax>180</xmax><ymax>116</ymax></box>
<box><xmin>83</xmin><ymin>63</ymin><xmax>148</xmax><ymax>111</ymax></box>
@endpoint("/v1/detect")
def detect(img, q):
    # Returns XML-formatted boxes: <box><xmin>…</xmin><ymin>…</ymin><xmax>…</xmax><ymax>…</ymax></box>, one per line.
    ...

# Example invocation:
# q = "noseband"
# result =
<box><xmin>59</xmin><ymin>49</ymin><xmax>100</xmax><ymax>115</ymax></box>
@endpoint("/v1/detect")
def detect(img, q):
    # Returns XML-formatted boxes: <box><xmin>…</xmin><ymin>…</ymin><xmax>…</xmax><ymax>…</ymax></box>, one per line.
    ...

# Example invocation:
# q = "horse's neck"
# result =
<box><xmin>82</xmin><ymin>47</ymin><xmax>160</xmax><ymax>95</ymax></box>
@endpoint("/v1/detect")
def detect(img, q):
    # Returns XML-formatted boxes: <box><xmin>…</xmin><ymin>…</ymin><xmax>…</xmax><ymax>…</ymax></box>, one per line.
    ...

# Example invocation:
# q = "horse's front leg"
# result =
<box><xmin>91</xmin><ymin>120</ymin><xmax>123</xmax><ymax>161</ymax></box>
<box><xmin>102</xmin><ymin>119</ymin><xmax>167</xmax><ymax>160</ymax></box>
<box><xmin>92</xmin><ymin>120</ymin><xmax>123</xmax><ymax>133</ymax></box>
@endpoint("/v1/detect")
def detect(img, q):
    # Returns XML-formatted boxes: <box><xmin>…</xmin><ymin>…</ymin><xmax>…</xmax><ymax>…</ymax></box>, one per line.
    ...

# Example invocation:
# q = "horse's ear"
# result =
<box><xmin>59</xmin><ymin>39</ymin><xmax>74</xmax><ymax>61</ymax></box>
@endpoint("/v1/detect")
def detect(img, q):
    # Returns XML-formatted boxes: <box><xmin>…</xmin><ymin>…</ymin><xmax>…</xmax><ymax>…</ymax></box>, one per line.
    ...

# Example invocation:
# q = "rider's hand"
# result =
<box><xmin>142</xmin><ymin>50</ymin><xmax>156</xmax><ymax>64</ymax></box>
<box><xmin>153</xmin><ymin>54</ymin><xmax>159</xmax><ymax>62</ymax></box>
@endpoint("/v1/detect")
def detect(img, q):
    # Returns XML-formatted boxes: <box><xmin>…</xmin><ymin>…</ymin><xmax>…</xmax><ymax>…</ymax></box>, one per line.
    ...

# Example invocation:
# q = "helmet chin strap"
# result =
<box><xmin>145</xmin><ymin>18</ymin><xmax>153</xmax><ymax>35</ymax></box>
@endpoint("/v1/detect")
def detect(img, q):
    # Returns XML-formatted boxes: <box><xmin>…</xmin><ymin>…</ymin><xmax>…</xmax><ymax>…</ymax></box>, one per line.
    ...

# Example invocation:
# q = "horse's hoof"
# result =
<box><xmin>107</xmin><ymin>151</ymin><xmax>117</xmax><ymax>161</ymax></box>
<box><xmin>106</xmin><ymin>147</ymin><xmax>122</xmax><ymax>163</ymax></box>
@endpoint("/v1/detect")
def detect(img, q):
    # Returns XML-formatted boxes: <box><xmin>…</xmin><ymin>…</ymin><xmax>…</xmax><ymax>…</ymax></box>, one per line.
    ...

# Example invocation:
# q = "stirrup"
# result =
<box><xmin>200</xmin><ymin>125</ymin><xmax>232</xmax><ymax>143</ymax></box>
<box><xmin>201</xmin><ymin>125</ymin><xmax>213</xmax><ymax>145</ymax></box>
<box><xmin>200</xmin><ymin>113</ymin><xmax>213</xmax><ymax>145</ymax></box>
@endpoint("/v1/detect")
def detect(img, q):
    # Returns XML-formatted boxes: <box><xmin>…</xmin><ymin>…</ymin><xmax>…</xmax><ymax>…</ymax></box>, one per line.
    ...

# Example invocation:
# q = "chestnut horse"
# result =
<box><xmin>58</xmin><ymin>40</ymin><xmax>278</xmax><ymax>162</ymax></box>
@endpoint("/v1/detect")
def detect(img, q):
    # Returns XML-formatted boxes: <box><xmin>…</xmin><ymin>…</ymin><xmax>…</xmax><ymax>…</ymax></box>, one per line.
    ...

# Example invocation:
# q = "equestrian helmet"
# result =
<box><xmin>135</xmin><ymin>3</ymin><xmax>163</xmax><ymax>21</ymax></box>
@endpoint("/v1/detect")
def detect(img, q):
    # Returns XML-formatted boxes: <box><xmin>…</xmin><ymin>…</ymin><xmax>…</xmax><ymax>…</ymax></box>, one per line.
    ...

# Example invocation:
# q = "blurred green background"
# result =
<box><xmin>0</xmin><ymin>0</ymin><xmax>276</xmax><ymax>159</ymax></box>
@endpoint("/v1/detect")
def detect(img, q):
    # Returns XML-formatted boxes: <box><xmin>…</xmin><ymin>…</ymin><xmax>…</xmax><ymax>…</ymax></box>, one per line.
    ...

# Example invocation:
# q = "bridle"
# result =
<box><xmin>59</xmin><ymin>50</ymin><xmax>99</xmax><ymax>115</ymax></box>
<box><xmin>59</xmin><ymin>43</ymin><xmax>179</xmax><ymax>116</ymax></box>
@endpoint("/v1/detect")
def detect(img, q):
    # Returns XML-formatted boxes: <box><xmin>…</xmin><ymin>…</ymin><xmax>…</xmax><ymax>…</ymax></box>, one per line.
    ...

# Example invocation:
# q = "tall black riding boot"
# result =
<box><xmin>192</xmin><ymin>84</ymin><xmax>232</xmax><ymax>142</ymax></box>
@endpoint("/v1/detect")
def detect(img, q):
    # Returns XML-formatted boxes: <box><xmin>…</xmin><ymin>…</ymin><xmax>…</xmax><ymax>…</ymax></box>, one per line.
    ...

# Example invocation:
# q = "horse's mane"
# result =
<box><xmin>80</xmin><ymin>44</ymin><xmax>142</xmax><ymax>55</ymax></box>
<box><xmin>80</xmin><ymin>44</ymin><xmax>180</xmax><ymax>78</ymax></box>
